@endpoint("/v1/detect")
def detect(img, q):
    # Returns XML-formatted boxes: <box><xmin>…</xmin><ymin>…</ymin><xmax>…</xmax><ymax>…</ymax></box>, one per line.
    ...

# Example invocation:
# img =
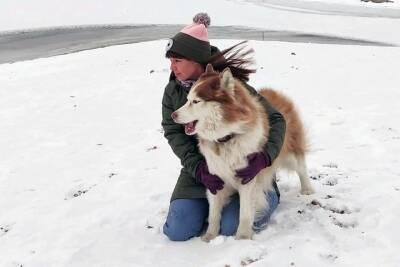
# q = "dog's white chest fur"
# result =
<box><xmin>199</xmin><ymin>130</ymin><xmax>264</xmax><ymax>189</ymax></box>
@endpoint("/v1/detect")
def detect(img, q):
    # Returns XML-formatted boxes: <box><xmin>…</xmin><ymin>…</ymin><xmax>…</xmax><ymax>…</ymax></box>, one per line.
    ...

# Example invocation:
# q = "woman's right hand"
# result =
<box><xmin>195</xmin><ymin>161</ymin><xmax>224</xmax><ymax>194</ymax></box>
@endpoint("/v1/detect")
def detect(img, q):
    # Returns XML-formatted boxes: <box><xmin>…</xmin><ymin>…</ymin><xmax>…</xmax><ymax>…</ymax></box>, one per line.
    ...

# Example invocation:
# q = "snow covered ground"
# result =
<box><xmin>1</xmin><ymin>39</ymin><xmax>400</xmax><ymax>266</ymax></box>
<box><xmin>1</xmin><ymin>0</ymin><xmax>400</xmax><ymax>266</ymax></box>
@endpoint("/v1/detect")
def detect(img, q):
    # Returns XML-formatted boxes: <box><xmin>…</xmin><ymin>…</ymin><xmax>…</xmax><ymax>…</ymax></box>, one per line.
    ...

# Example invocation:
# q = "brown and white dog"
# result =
<box><xmin>172</xmin><ymin>64</ymin><xmax>314</xmax><ymax>241</ymax></box>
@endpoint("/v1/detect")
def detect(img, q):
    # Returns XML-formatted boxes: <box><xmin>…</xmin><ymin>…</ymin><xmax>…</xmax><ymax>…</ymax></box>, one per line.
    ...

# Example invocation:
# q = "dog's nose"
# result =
<box><xmin>171</xmin><ymin>112</ymin><xmax>178</xmax><ymax>121</ymax></box>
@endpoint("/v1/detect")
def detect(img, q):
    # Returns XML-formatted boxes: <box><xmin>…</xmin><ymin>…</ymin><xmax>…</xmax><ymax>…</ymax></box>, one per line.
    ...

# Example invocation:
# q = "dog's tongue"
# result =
<box><xmin>184</xmin><ymin>121</ymin><xmax>196</xmax><ymax>135</ymax></box>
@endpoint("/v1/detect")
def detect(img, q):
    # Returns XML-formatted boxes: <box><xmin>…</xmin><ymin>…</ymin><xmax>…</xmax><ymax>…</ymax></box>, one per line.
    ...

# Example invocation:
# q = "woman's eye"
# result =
<box><xmin>193</xmin><ymin>100</ymin><xmax>200</xmax><ymax>104</ymax></box>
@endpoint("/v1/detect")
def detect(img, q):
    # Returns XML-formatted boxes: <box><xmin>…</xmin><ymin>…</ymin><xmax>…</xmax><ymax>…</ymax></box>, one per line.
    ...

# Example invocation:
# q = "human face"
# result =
<box><xmin>169</xmin><ymin>57</ymin><xmax>204</xmax><ymax>81</ymax></box>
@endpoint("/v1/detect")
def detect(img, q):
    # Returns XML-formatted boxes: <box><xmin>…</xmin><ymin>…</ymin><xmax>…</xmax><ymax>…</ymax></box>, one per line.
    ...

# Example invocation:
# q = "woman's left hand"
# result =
<box><xmin>235</xmin><ymin>152</ymin><xmax>271</xmax><ymax>184</ymax></box>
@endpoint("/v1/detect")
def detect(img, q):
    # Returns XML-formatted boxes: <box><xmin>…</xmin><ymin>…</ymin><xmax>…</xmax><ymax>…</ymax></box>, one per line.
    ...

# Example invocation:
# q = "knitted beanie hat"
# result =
<box><xmin>166</xmin><ymin>13</ymin><xmax>211</xmax><ymax>64</ymax></box>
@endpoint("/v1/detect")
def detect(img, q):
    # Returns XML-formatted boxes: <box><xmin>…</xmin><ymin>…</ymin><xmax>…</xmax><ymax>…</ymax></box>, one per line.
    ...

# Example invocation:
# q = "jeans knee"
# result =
<box><xmin>163</xmin><ymin>216</ymin><xmax>204</xmax><ymax>241</ymax></box>
<box><xmin>163</xmin><ymin>200</ymin><xmax>207</xmax><ymax>241</ymax></box>
<box><xmin>163</xmin><ymin>221</ymin><xmax>196</xmax><ymax>241</ymax></box>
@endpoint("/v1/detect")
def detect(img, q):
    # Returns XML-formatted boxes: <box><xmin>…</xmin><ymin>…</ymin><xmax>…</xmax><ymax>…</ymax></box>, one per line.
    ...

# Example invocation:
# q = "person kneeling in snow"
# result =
<box><xmin>161</xmin><ymin>13</ymin><xmax>285</xmax><ymax>241</ymax></box>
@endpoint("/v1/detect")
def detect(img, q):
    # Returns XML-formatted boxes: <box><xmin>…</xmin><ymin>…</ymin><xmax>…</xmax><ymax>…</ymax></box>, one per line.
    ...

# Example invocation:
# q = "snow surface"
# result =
<box><xmin>1</xmin><ymin>0</ymin><xmax>400</xmax><ymax>266</ymax></box>
<box><xmin>1</xmin><ymin>39</ymin><xmax>400</xmax><ymax>266</ymax></box>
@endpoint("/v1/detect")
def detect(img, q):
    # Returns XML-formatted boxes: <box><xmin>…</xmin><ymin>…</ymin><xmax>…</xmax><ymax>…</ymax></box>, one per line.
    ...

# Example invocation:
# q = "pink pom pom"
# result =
<box><xmin>193</xmin><ymin>13</ymin><xmax>211</xmax><ymax>28</ymax></box>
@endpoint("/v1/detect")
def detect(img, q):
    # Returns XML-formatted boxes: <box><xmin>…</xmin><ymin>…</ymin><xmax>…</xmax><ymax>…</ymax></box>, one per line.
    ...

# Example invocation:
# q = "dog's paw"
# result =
<box><xmin>234</xmin><ymin>232</ymin><xmax>253</xmax><ymax>240</ymax></box>
<box><xmin>301</xmin><ymin>187</ymin><xmax>315</xmax><ymax>195</ymax></box>
<box><xmin>235</xmin><ymin>228</ymin><xmax>253</xmax><ymax>240</ymax></box>
<box><xmin>201</xmin><ymin>232</ymin><xmax>218</xmax><ymax>242</ymax></box>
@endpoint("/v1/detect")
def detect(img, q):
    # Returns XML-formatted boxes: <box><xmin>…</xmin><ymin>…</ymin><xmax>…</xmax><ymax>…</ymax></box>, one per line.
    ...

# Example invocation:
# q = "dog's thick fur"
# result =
<box><xmin>172</xmin><ymin>64</ymin><xmax>314</xmax><ymax>241</ymax></box>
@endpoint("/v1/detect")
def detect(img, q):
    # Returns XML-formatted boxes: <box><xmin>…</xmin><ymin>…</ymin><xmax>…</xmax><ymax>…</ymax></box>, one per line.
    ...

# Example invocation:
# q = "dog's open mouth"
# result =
<box><xmin>184</xmin><ymin>120</ymin><xmax>198</xmax><ymax>135</ymax></box>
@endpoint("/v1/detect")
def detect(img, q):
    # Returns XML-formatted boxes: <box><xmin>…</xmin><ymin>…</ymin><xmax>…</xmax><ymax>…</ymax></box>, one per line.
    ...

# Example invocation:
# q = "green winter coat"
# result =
<box><xmin>161</xmin><ymin>77</ymin><xmax>286</xmax><ymax>202</ymax></box>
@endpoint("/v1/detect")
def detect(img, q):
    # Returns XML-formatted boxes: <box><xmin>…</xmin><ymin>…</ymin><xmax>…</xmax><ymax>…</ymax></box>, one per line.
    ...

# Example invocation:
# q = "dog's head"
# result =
<box><xmin>171</xmin><ymin>64</ymin><xmax>254</xmax><ymax>141</ymax></box>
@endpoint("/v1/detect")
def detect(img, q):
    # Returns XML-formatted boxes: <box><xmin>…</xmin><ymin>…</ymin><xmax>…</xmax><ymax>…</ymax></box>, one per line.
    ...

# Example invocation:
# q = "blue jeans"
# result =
<box><xmin>163</xmin><ymin>190</ymin><xmax>279</xmax><ymax>241</ymax></box>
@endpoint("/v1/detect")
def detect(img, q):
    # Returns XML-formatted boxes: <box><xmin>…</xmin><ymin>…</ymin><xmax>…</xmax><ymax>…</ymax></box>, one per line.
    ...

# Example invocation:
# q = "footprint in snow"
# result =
<box><xmin>330</xmin><ymin>215</ymin><xmax>357</xmax><ymax>228</ymax></box>
<box><xmin>308</xmin><ymin>198</ymin><xmax>359</xmax><ymax>228</ymax></box>
<box><xmin>306</xmin><ymin>164</ymin><xmax>358</xmax><ymax>228</ymax></box>
<box><xmin>322</xmin><ymin>162</ymin><xmax>338</xmax><ymax>168</ymax></box>
<box><xmin>319</xmin><ymin>253</ymin><xmax>339</xmax><ymax>263</ymax></box>
<box><xmin>309</xmin><ymin>163</ymin><xmax>349</xmax><ymax>187</ymax></box>
<box><xmin>0</xmin><ymin>225</ymin><xmax>10</xmax><ymax>236</ymax></box>
<box><xmin>64</xmin><ymin>184</ymin><xmax>96</xmax><ymax>200</ymax></box>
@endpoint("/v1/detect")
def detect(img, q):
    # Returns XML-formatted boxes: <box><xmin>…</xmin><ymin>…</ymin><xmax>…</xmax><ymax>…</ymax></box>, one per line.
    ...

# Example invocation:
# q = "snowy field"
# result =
<box><xmin>1</xmin><ymin>0</ymin><xmax>400</xmax><ymax>266</ymax></box>
<box><xmin>1</xmin><ymin>39</ymin><xmax>400</xmax><ymax>266</ymax></box>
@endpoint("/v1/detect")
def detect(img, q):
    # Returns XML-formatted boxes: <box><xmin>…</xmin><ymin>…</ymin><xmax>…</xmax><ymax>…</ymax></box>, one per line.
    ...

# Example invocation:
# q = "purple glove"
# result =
<box><xmin>196</xmin><ymin>161</ymin><xmax>224</xmax><ymax>194</ymax></box>
<box><xmin>235</xmin><ymin>152</ymin><xmax>271</xmax><ymax>184</ymax></box>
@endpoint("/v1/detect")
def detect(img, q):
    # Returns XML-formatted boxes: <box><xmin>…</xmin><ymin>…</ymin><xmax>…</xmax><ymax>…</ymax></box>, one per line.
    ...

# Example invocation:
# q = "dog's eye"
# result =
<box><xmin>193</xmin><ymin>100</ymin><xmax>200</xmax><ymax>104</ymax></box>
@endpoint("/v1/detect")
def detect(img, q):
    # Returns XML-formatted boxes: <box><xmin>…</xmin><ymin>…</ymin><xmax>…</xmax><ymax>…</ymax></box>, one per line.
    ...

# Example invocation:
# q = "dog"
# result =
<box><xmin>171</xmin><ymin>64</ymin><xmax>314</xmax><ymax>241</ymax></box>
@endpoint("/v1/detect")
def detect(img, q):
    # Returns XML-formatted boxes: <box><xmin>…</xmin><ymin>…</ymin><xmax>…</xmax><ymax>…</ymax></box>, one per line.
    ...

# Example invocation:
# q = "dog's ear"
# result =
<box><xmin>205</xmin><ymin>64</ymin><xmax>214</xmax><ymax>73</ymax></box>
<box><xmin>220</xmin><ymin>68</ymin><xmax>235</xmax><ymax>95</ymax></box>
